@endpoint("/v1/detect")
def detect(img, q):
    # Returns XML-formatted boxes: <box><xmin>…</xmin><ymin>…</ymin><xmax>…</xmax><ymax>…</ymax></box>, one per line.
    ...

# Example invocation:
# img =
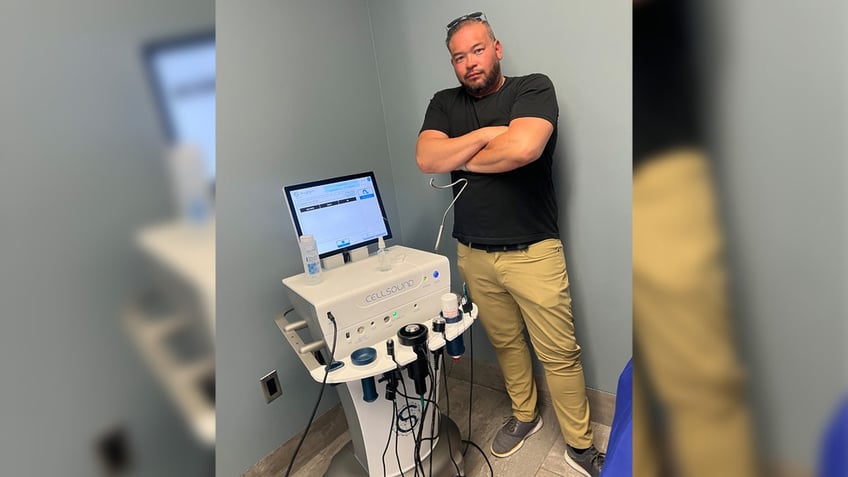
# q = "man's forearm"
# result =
<box><xmin>465</xmin><ymin>118</ymin><xmax>553</xmax><ymax>173</ymax></box>
<box><xmin>416</xmin><ymin>127</ymin><xmax>507</xmax><ymax>173</ymax></box>
<box><xmin>465</xmin><ymin>132</ymin><xmax>538</xmax><ymax>173</ymax></box>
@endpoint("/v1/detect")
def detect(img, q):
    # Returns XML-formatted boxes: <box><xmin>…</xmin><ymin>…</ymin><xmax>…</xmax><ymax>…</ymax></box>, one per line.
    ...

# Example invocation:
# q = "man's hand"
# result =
<box><xmin>416</xmin><ymin>126</ymin><xmax>508</xmax><ymax>174</ymax></box>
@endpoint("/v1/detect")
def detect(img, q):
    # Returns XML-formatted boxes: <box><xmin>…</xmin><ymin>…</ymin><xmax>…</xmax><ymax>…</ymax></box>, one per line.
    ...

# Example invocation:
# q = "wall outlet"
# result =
<box><xmin>261</xmin><ymin>370</ymin><xmax>282</xmax><ymax>403</ymax></box>
<box><xmin>95</xmin><ymin>425</ymin><xmax>132</xmax><ymax>476</ymax></box>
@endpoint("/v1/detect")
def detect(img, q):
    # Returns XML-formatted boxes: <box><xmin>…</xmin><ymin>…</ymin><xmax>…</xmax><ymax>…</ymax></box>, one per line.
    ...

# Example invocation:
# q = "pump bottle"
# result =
<box><xmin>376</xmin><ymin>236</ymin><xmax>391</xmax><ymax>271</ymax></box>
<box><xmin>299</xmin><ymin>235</ymin><xmax>322</xmax><ymax>284</ymax></box>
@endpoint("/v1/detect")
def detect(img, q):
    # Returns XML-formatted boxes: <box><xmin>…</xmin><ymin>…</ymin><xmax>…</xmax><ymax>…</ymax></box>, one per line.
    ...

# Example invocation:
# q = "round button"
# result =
<box><xmin>433</xmin><ymin>271</ymin><xmax>440</xmax><ymax>278</ymax></box>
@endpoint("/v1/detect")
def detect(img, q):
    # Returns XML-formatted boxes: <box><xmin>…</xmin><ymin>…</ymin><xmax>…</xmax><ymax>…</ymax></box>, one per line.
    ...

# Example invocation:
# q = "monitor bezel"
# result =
<box><xmin>141</xmin><ymin>29</ymin><xmax>215</xmax><ymax>143</ymax></box>
<box><xmin>283</xmin><ymin>171</ymin><xmax>393</xmax><ymax>260</ymax></box>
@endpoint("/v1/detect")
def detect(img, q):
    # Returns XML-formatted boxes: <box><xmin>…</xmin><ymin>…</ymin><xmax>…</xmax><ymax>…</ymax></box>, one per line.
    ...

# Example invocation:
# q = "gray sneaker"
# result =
<box><xmin>490</xmin><ymin>414</ymin><xmax>543</xmax><ymax>458</ymax></box>
<box><xmin>564</xmin><ymin>445</ymin><xmax>605</xmax><ymax>477</ymax></box>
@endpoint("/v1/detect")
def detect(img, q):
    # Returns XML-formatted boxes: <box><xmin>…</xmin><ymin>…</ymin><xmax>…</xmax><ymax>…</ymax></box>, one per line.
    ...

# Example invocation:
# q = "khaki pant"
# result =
<box><xmin>633</xmin><ymin>150</ymin><xmax>758</xmax><ymax>477</ymax></box>
<box><xmin>457</xmin><ymin>238</ymin><xmax>593</xmax><ymax>449</ymax></box>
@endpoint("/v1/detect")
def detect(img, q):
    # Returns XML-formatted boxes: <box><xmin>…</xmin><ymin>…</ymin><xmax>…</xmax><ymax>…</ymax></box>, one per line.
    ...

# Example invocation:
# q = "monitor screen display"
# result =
<box><xmin>283</xmin><ymin>172</ymin><xmax>392</xmax><ymax>259</ymax></box>
<box><xmin>143</xmin><ymin>31</ymin><xmax>215</xmax><ymax>182</ymax></box>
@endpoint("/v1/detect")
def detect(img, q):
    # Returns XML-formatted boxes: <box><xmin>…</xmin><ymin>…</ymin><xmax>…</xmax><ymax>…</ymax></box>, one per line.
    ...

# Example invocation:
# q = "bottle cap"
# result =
<box><xmin>378</xmin><ymin>236</ymin><xmax>386</xmax><ymax>249</ymax></box>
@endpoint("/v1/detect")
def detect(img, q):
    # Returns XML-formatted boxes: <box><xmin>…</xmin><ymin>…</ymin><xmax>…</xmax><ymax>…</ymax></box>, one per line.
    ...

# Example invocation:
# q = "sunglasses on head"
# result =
<box><xmin>446</xmin><ymin>11</ymin><xmax>487</xmax><ymax>32</ymax></box>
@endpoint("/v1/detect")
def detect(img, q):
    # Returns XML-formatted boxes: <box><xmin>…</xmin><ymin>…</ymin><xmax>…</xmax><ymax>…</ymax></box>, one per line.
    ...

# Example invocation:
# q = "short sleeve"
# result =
<box><xmin>510</xmin><ymin>74</ymin><xmax>558</xmax><ymax>126</ymax></box>
<box><xmin>420</xmin><ymin>93</ymin><xmax>451</xmax><ymax>135</ymax></box>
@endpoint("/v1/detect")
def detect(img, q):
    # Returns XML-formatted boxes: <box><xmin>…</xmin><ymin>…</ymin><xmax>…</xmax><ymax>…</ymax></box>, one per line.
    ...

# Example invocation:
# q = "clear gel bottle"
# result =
<box><xmin>377</xmin><ymin>236</ymin><xmax>391</xmax><ymax>271</ymax></box>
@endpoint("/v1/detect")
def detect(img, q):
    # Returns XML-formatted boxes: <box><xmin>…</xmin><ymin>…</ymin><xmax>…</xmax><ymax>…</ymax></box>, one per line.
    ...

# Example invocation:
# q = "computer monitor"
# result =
<box><xmin>142</xmin><ymin>30</ymin><xmax>216</xmax><ymax>183</ymax></box>
<box><xmin>283</xmin><ymin>172</ymin><xmax>392</xmax><ymax>260</ymax></box>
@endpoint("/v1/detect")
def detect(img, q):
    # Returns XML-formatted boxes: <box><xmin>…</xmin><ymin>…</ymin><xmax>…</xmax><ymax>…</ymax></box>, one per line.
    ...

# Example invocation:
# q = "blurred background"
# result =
<box><xmin>0</xmin><ymin>0</ymin><xmax>214</xmax><ymax>475</ymax></box>
<box><xmin>634</xmin><ymin>0</ymin><xmax>845</xmax><ymax>475</ymax></box>
<box><xmin>0</xmin><ymin>0</ymin><xmax>843</xmax><ymax>476</ymax></box>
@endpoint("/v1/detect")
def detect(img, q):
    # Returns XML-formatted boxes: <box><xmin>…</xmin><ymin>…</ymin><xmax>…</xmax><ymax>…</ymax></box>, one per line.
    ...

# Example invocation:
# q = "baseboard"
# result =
<box><xmin>445</xmin><ymin>357</ymin><xmax>616</xmax><ymax>427</ymax></box>
<box><xmin>242</xmin><ymin>404</ymin><xmax>347</xmax><ymax>477</ymax></box>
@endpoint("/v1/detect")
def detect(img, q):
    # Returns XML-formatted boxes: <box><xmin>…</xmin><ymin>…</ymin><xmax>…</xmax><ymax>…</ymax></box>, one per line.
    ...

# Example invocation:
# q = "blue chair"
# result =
<box><xmin>819</xmin><ymin>394</ymin><xmax>847</xmax><ymax>477</ymax></box>
<box><xmin>600</xmin><ymin>359</ymin><xmax>633</xmax><ymax>477</ymax></box>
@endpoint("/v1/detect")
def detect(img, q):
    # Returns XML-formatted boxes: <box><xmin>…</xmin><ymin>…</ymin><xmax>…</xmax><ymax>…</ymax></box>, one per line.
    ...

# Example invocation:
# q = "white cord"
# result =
<box><xmin>428</xmin><ymin>177</ymin><xmax>468</xmax><ymax>251</ymax></box>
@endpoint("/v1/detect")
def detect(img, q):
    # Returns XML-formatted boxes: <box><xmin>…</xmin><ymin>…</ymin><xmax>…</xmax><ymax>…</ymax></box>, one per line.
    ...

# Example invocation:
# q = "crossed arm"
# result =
<box><xmin>415</xmin><ymin>117</ymin><xmax>554</xmax><ymax>174</ymax></box>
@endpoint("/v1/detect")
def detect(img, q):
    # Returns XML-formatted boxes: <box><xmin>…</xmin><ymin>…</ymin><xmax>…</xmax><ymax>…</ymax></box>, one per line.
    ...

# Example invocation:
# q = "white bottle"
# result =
<box><xmin>299</xmin><ymin>235</ymin><xmax>323</xmax><ymax>284</ymax></box>
<box><xmin>376</xmin><ymin>236</ymin><xmax>391</xmax><ymax>271</ymax></box>
<box><xmin>168</xmin><ymin>144</ymin><xmax>213</xmax><ymax>224</ymax></box>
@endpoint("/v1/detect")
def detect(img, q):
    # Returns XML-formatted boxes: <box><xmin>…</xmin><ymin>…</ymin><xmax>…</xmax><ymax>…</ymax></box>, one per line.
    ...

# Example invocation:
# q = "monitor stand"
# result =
<box><xmin>347</xmin><ymin>246</ymin><xmax>369</xmax><ymax>263</ymax></box>
<box><xmin>320</xmin><ymin>245</ymin><xmax>370</xmax><ymax>271</ymax></box>
<box><xmin>321</xmin><ymin>254</ymin><xmax>345</xmax><ymax>270</ymax></box>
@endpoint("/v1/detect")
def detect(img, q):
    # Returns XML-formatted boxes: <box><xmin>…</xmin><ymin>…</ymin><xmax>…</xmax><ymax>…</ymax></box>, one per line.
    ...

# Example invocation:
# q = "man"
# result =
<box><xmin>416</xmin><ymin>12</ymin><xmax>604</xmax><ymax>477</ymax></box>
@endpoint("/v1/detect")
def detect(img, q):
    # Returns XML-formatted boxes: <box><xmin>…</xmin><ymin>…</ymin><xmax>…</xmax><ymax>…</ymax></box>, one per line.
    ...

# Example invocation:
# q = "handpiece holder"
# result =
<box><xmin>441</xmin><ymin>292</ymin><xmax>466</xmax><ymax>361</ymax></box>
<box><xmin>397</xmin><ymin>323</ymin><xmax>429</xmax><ymax>396</ymax></box>
<box><xmin>351</xmin><ymin>347</ymin><xmax>379</xmax><ymax>403</ymax></box>
<box><xmin>275</xmin><ymin>304</ymin><xmax>478</xmax><ymax>385</ymax></box>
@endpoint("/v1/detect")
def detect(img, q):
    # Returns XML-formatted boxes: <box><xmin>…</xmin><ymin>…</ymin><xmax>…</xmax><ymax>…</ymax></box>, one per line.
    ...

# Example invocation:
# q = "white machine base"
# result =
<box><xmin>324</xmin><ymin>414</ymin><xmax>464</xmax><ymax>477</ymax></box>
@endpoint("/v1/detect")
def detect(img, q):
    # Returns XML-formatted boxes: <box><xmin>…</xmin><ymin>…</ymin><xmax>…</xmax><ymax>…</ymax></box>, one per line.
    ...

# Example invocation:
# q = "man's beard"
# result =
<box><xmin>462</xmin><ymin>61</ymin><xmax>502</xmax><ymax>97</ymax></box>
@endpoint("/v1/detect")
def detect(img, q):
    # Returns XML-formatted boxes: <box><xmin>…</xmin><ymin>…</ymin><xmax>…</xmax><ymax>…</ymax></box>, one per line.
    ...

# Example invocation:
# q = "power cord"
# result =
<box><xmin>461</xmin><ymin>440</ymin><xmax>494</xmax><ymax>476</ymax></box>
<box><xmin>382</xmin><ymin>397</ymin><xmax>398</xmax><ymax>477</ymax></box>
<box><xmin>398</xmin><ymin>390</ymin><xmax>468</xmax><ymax>469</ymax></box>
<box><xmin>428</xmin><ymin>177</ymin><xmax>468</xmax><ymax>251</ymax></box>
<box><xmin>458</xmin><ymin>285</ymin><xmax>475</xmax><ymax>455</ymax></box>
<box><xmin>465</xmin><ymin>321</ymin><xmax>474</xmax><ymax>454</ymax></box>
<box><xmin>439</xmin><ymin>350</ymin><xmax>463</xmax><ymax>477</ymax></box>
<box><xmin>453</xmin><ymin>292</ymin><xmax>494</xmax><ymax>476</ymax></box>
<box><xmin>381</xmin><ymin>342</ymin><xmax>401</xmax><ymax>477</ymax></box>
<box><xmin>410</xmin><ymin>360</ymin><xmax>433</xmax><ymax>477</ymax></box>
<box><xmin>392</xmin><ymin>355</ymin><xmax>413</xmax><ymax>476</ymax></box>
<box><xmin>463</xmin><ymin>315</ymin><xmax>494</xmax><ymax>475</ymax></box>
<box><xmin>283</xmin><ymin>312</ymin><xmax>338</xmax><ymax>477</ymax></box>
<box><xmin>395</xmin><ymin>391</ymin><xmax>440</xmax><ymax>413</ymax></box>
<box><xmin>383</xmin><ymin>331</ymin><xmax>467</xmax><ymax>477</ymax></box>
<box><xmin>422</xmin><ymin>359</ymin><xmax>438</xmax><ymax>477</ymax></box>
<box><xmin>385</xmin><ymin>341</ymin><xmax>407</xmax><ymax>477</ymax></box>
<box><xmin>395</xmin><ymin>411</ymin><xmax>405</xmax><ymax>477</ymax></box>
<box><xmin>400</xmin><ymin>354</ymin><xmax>463</xmax><ymax>477</ymax></box>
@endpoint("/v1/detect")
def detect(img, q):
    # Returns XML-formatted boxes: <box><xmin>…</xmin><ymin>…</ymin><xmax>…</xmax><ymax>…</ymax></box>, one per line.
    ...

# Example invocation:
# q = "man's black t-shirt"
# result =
<box><xmin>420</xmin><ymin>73</ymin><xmax>560</xmax><ymax>245</ymax></box>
